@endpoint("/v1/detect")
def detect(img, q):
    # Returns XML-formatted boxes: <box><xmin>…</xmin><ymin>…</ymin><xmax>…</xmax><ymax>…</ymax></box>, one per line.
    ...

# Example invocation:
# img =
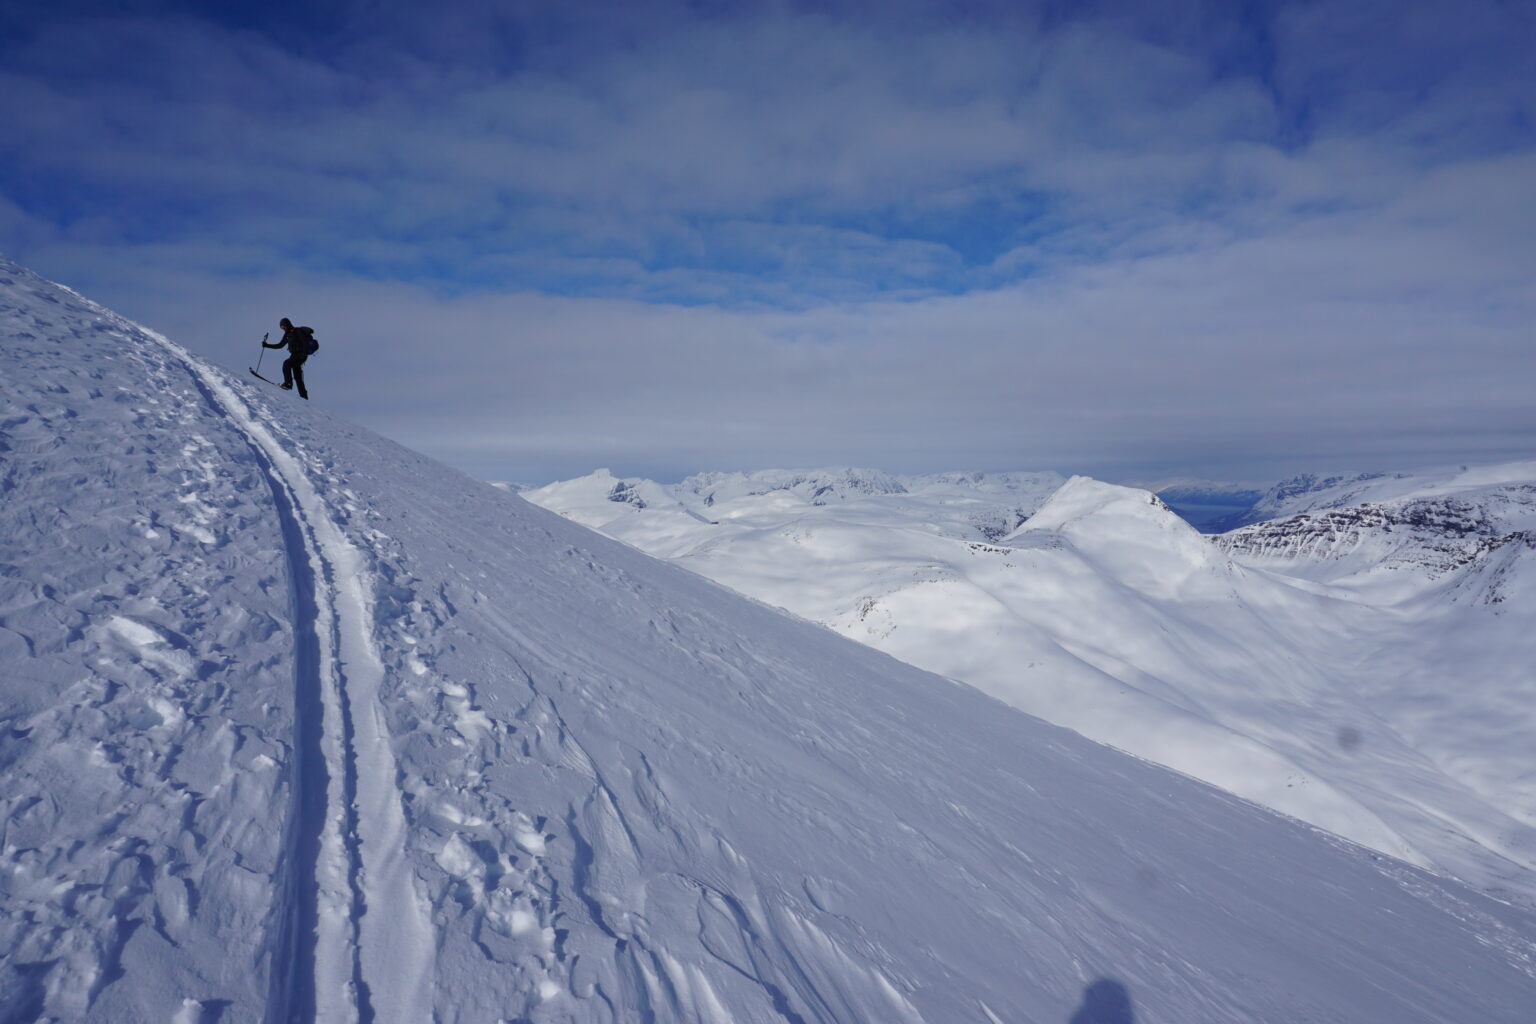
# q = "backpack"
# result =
<box><xmin>298</xmin><ymin>326</ymin><xmax>319</xmax><ymax>355</ymax></box>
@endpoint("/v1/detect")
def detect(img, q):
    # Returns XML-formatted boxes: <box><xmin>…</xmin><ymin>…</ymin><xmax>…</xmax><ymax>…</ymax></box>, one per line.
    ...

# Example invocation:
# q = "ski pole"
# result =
<box><xmin>256</xmin><ymin>333</ymin><xmax>268</xmax><ymax>373</ymax></box>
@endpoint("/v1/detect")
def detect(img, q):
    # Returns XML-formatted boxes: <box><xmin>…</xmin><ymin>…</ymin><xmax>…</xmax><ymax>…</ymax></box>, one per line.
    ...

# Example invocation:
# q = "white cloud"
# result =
<box><xmin>1</xmin><ymin>0</ymin><xmax>1532</xmax><ymax>481</ymax></box>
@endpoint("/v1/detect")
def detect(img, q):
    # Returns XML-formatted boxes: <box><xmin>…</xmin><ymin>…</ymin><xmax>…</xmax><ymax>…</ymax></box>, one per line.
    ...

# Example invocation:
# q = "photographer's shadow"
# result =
<box><xmin>1069</xmin><ymin>978</ymin><xmax>1137</xmax><ymax>1024</ymax></box>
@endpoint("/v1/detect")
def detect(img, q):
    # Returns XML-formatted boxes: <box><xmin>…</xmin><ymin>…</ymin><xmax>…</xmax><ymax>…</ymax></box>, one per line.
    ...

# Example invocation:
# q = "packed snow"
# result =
<box><xmin>5</xmin><ymin>255</ymin><xmax>1536</xmax><ymax>1022</ymax></box>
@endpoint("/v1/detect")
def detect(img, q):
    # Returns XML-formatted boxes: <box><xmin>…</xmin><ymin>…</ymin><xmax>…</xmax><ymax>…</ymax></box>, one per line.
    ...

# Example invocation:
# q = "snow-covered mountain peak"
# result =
<box><xmin>514</xmin><ymin>468</ymin><xmax>702</xmax><ymax>532</ymax></box>
<box><xmin>1012</xmin><ymin>476</ymin><xmax>1221</xmax><ymax>592</ymax></box>
<box><xmin>1017</xmin><ymin>476</ymin><xmax>1176</xmax><ymax>530</ymax></box>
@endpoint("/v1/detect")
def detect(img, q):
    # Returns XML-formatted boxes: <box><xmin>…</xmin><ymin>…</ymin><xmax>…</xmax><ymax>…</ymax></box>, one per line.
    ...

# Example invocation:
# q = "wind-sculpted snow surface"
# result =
<box><xmin>5</xmin><ymin>256</ymin><xmax>1536</xmax><ymax>1022</ymax></box>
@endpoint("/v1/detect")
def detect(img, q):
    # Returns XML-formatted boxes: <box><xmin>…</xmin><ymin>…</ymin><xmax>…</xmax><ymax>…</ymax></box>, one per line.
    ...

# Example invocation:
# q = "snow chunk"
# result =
<box><xmin>102</xmin><ymin>615</ymin><xmax>195</xmax><ymax>678</ymax></box>
<box><xmin>435</xmin><ymin>833</ymin><xmax>478</xmax><ymax>879</ymax></box>
<box><xmin>511</xmin><ymin>814</ymin><xmax>546</xmax><ymax>857</ymax></box>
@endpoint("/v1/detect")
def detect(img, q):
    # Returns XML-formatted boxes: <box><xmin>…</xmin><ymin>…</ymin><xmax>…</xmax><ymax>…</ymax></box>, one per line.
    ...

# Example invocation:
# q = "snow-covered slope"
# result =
<box><xmin>5</xmin><ymin>256</ymin><xmax>1536</xmax><ymax>1022</ymax></box>
<box><xmin>1213</xmin><ymin>480</ymin><xmax>1536</xmax><ymax>881</ymax></box>
<box><xmin>529</xmin><ymin>467</ymin><xmax>1536</xmax><ymax>908</ymax></box>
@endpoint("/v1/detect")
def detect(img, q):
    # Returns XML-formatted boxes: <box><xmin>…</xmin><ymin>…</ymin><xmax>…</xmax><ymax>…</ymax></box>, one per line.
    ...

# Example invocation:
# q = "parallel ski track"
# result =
<box><xmin>154</xmin><ymin>335</ymin><xmax>432</xmax><ymax>1023</ymax></box>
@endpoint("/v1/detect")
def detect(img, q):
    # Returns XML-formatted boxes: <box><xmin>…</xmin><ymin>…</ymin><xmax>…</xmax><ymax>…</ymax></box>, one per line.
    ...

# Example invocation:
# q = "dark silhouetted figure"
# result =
<box><xmin>1070</xmin><ymin>979</ymin><xmax>1137</xmax><ymax>1024</ymax></box>
<box><xmin>263</xmin><ymin>317</ymin><xmax>315</xmax><ymax>399</ymax></box>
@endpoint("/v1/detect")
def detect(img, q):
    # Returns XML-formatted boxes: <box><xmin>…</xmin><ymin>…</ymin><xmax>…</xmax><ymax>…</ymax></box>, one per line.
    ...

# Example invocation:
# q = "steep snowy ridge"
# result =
<box><xmin>5</xmin><ymin>255</ymin><xmax>1536</xmax><ymax>1022</ymax></box>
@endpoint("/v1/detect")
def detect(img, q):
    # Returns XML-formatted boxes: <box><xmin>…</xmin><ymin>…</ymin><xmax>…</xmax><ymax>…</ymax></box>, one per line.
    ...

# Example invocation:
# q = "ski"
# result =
<box><xmin>249</xmin><ymin>368</ymin><xmax>284</xmax><ymax>387</ymax></box>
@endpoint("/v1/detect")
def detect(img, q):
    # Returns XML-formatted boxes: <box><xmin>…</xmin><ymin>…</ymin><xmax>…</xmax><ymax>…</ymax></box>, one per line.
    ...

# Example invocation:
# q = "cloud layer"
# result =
<box><xmin>1</xmin><ymin>0</ymin><xmax>1532</xmax><ymax>482</ymax></box>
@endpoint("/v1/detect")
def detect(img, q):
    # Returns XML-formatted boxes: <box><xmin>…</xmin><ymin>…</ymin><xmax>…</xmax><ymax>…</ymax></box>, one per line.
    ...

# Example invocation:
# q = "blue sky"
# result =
<box><xmin>1</xmin><ymin>0</ymin><xmax>1533</xmax><ymax>484</ymax></box>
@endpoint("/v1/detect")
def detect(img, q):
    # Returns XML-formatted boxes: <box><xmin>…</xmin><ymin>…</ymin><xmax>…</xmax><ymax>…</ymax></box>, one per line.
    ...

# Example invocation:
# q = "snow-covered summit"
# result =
<box><xmin>530</xmin><ymin>467</ymin><xmax>704</xmax><ymax>525</ymax></box>
<box><xmin>5</xmin><ymin>255</ymin><xmax>1536</xmax><ymax>1022</ymax></box>
<box><xmin>1010</xmin><ymin>476</ymin><xmax>1221</xmax><ymax>594</ymax></box>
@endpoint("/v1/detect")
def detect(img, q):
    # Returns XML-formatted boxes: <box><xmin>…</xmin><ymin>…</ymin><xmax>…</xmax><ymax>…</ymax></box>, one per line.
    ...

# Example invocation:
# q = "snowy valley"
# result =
<box><xmin>4</xmin><ymin>255</ymin><xmax>1536</xmax><ymax>1023</ymax></box>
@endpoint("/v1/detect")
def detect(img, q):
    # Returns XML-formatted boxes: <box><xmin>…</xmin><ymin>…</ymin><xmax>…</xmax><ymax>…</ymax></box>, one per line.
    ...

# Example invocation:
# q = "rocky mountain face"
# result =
<box><xmin>1218</xmin><ymin>484</ymin><xmax>1536</xmax><ymax>605</ymax></box>
<box><xmin>1211</xmin><ymin>472</ymin><xmax>1400</xmax><ymax>529</ymax></box>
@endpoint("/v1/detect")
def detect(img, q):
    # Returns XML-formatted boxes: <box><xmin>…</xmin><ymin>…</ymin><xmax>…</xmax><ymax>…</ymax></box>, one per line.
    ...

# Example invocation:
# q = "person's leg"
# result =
<box><xmin>293</xmin><ymin>360</ymin><xmax>308</xmax><ymax>399</ymax></box>
<box><xmin>281</xmin><ymin>356</ymin><xmax>295</xmax><ymax>388</ymax></box>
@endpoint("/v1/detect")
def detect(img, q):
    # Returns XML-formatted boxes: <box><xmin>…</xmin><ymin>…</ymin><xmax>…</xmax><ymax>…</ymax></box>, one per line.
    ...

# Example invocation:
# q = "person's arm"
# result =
<box><xmin>262</xmin><ymin>333</ymin><xmax>283</xmax><ymax>349</ymax></box>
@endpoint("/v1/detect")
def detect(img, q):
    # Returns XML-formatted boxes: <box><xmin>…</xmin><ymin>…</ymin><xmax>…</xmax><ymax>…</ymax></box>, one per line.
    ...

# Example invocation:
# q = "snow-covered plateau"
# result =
<box><xmin>4</xmin><ymin>254</ymin><xmax>1536</xmax><ymax>1023</ymax></box>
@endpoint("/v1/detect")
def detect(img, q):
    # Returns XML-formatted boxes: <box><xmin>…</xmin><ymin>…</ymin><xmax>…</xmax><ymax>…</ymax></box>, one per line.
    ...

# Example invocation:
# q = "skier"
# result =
<box><xmin>262</xmin><ymin>317</ymin><xmax>315</xmax><ymax>399</ymax></box>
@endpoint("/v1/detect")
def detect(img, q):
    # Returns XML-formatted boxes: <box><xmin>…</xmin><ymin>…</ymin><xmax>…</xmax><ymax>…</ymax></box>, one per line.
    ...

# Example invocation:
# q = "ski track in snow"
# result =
<box><xmin>168</xmin><ymin>341</ymin><xmax>435</xmax><ymax>1022</ymax></box>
